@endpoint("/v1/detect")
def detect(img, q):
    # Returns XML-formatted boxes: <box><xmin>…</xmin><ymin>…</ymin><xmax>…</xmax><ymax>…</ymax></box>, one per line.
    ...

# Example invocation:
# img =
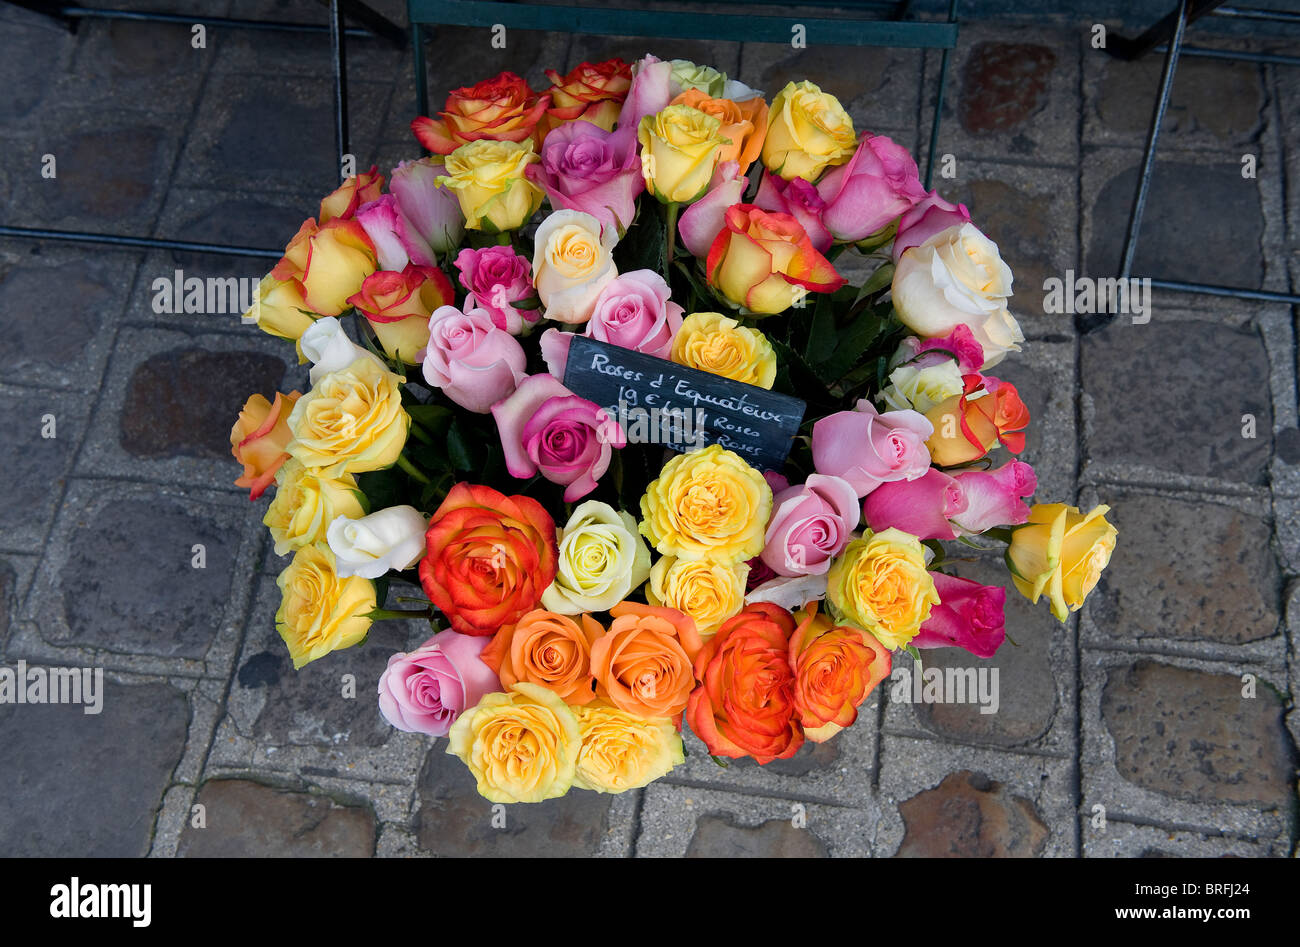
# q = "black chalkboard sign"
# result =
<box><xmin>562</xmin><ymin>336</ymin><xmax>806</xmax><ymax>471</ymax></box>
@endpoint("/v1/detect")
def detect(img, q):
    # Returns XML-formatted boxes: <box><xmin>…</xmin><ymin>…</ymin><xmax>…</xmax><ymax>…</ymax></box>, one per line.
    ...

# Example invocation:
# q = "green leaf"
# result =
<box><xmin>770</xmin><ymin>339</ymin><xmax>835</xmax><ymax>410</ymax></box>
<box><xmin>856</xmin><ymin>261</ymin><xmax>896</xmax><ymax>302</ymax></box>
<box><xmin>804</xmin><ymin>291</ymin><xmax>838</xmax><ymax>366</ymax></box>
<box><xmin>406</xmin><ymin>403</ymin><xmax>453</xmax><ymax>435</ymax></box>
<box><xmin>446</xmin><ymin>420</ymin><xmax>475</xmax><ymax>472</ymax></box>
<box><xmin>818</xmin><ymin>308</ymin><xmax>885</xmax><ymax>382</ymax></box>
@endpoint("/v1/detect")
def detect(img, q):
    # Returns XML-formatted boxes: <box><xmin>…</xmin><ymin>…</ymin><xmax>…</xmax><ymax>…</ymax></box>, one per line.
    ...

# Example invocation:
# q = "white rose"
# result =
<box><xmin>540</xmin><ymin>500</ymin><xmax>650</xmax><ymax>613</ymax></box>
<box><xmin>531</xmin><ymin>209</ymin><xmax>618</xmax><ymax>324</ymax></box>
<box><xmin>891</xmin><ymin>223</ymin><xmax>1024</xmax><ymax>369</ymax></box>
<box><xmin>326</xmin><ymin>505</ymin><xmax>428</xmax><ymax>579</ymax></box>
<box><xmin>301</xmin><ymin>316</ymin><xmax>385</xmax><ymax>384</ymax></box>
<box><xmin>744</xmin><ymin>572</ymin><xmax>828</xmax><ymax>611</ymax></box>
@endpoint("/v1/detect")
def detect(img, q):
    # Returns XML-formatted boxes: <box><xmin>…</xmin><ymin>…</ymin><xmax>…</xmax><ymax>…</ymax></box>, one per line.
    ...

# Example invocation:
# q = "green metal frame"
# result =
<box><xmin>408</xmin><ymin>0</ymin><xmax>959</xmax><ymax>188</ymax></box>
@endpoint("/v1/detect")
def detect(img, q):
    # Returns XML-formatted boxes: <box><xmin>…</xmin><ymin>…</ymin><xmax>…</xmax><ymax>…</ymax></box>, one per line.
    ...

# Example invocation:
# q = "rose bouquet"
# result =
<box><xmin>230</xmin><ymin>55</ymin><xmax>1117</xmax><ymax>803</ymax></box>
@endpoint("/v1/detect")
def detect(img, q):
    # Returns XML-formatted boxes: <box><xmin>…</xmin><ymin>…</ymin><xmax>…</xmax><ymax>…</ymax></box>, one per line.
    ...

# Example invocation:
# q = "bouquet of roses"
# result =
<box><xmin>229</xmin><ymin>54</ymin><xmax>1117</xmax><ymax>803</ymax></box>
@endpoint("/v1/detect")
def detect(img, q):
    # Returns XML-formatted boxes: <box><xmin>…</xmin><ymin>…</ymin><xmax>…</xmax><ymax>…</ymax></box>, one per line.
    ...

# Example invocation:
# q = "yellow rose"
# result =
<box><xmin>272</xmin><ymin>217</ymin><xmax>377</xmax><ymax>317</ymax></box>
<box><xmin>263</xmin><ymin>460</ymin><xmax>365</xmax><ymax>556</ymax></box>
<box><xmin>670</xmin><ymin>311</ymin><xmax>777</xmax><ymax>389</ymax></box>
<box><xmin>638</xmin><ymin>104</ymin><xmax>729</xmax><ymax>204</ymax></box>
<box><xmin>541</xmin><ymin>500</ymin><xmax>651</xmax><ymax>614</ymax></box>
<box><xmin>275</xmin><ymin>543</ymin><xmax>375</xmax><ymax>669</ymax></box>
<box><xmin>639</xmin><ymin>444</ymin><xmax>772</xmax><ymax>564</ymax></box>
<box><xmin>243</xmin><ymin>274</ymin><xmax>316</xmax><ymax>346</ymax></box>
<box><xmin>573</xmin><ymin>701</ymin><xmax>685</xmax><ymax>793</ymax></box>
<box><xmin>531</xmin><ymin>209</ymin><xmax>618</xmax><ymax>324</ymax></box>
<box><xmin>437</xmin><ymin>139</ymin><xmax>543</xmax><ymax>233</ymax></box>
<box><xmin>1006</xmin><ymin>503</ymin><xmax>1117</xmax><ymax>622</ymax></box>
<box><xmin>879</xmin><ymin>359</ymin><xmax>966</xmax><ymax>414</ymax></box>
<box><xmin>645</xmin><ymin>555</ymin><xmax>748</xmax><ymax>637</ymax></box>
<box><xmin>761</xmin><ymin>80</ymin><xmax>856</xmax><ymax>182</ymax></box>
<box><xmin>826</xmin><ymin>528</ymin><xmax>938</xmax><ymax>651</ymax></box>
<box><xmin>287</xmin><ymin>357</ymin><xmax>409</xmax><ymax>478</ymax></box>
<box><xmin>447</xmin><ymin>682</ymin><xmax>581</xmax><ymax>804</ymax></box>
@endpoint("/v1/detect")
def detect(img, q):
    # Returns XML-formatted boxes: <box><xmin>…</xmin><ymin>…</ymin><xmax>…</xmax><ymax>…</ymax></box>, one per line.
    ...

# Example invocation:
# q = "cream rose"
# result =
<box><xmin>531</xmin><ymin>209</ymin><xmax>619</xmax><ymax>324</ymax></box>
<box><xmin>891</xmin><ymin>223</ymin><xmax>1024</xmax><ymax>369</ymax></box>
<box><xmin>300</xmin><ymin>316</ymin><xmax>385</xmax><ymax>385</ymax></box>
<box><xmin>540</xmin><ymin>500</ymin><xmax>651</xmax><ymax>614</ymax></box>
<box><xmin>326</xmin><ymin>504</ymin><xmax>428</xmax><ymax>579</ymax></box>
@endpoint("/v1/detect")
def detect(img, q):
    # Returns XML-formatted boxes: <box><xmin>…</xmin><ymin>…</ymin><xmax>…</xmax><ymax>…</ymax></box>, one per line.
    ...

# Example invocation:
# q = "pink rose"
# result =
<box><xmin>811</xmin><ymin>399</ymin><xmax>933</xmax><ymax>498</ymax></box>
<box><xmin>893</xmin><ymin>323</ymin><xmax>986</xmax><ymax>374</ymax></box>
<box><xmin>816</xmin><ymin>132</ymin><xmax>926</xmax><ymax>243</ymax></box>
<box><xmin>911</xmin><ymin>573</ymin><xmax>1006</xmax><ymax>659</ymax></box>
<box><xmin>422</xmin><ymin>300</ymin><xmax>527</xmax><ymax>413</ymax></box>
<box><xmin>377</xmin><ymin>629</ymin><xmax>500</xmax><ymax>735</ymax></box>
<box><xmin>453</xmin><ymin>245</ymin><xmax>537</xmax><ymax>334</ymax></box>
<box><xmin>678</xmin><ymin>160</ymin><xmax>746</xmax><ymax>259</ymax></box>
<box><xmin>492</xmin><ymin>373</ymin><xmax>625</xmax><ymax>501</ymax></box>
<box><xmin>616</xmin><ymin>54</ymin><xmax>674</xmax><ymax>132</ymax></box>
<box><xmin>355</xmin><ymin>195</ymin><xmax>410</xmax><ymax>272</ymax></box>
<box><xmin>862</xmin><ymin>467</ymin><xmax>967</xmax><ymax>540</ymax></box>
<box><xmin>754</xmin><ymin>171</ymin><xmax>832</xmax><ymax>253</ymax></box>
<box><xmin>390</xmin><ymin>157</ymin><xmax>465</xmax><ymax>265</ymax></box>
<box><xmin>539</xmin><ymin>269</ymin><xmax>682</xmax><ymax>378</ymax></box>
<box><xmin>891</xmin><ymin>190</ymin><xmax>971</xmax><ymax>263</ymax></box>
<box><xmin>525</xmin><ymin>119</ymin><xmax>644</xmax><ymax>236</ymax></box>
<box><xmin>949</xmin><ymin>460</ymin><xmax>1037</xmax><ymax>535</ymax></box>
<box><xmin>760</xmin><ymin>474</ymin><xmax>859</xmax><ymax>577</ymax></box>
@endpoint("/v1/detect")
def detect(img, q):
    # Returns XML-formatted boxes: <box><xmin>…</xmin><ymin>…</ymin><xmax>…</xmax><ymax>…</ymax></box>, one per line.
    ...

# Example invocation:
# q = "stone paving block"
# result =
<box><xmin>736</xmin><ymin>41</ymin><xmax>923</xmax><ymax>138</ymax></box>
<box><xmin>876</xmin><ymin>734</ymin><xmax>1077</xmax><ymax>857</ymax></box>
<box><xmin>177</xmin><ymin>778</ymin><xmax>377</xmax><ymax>856</ymax></box>
<box><xmin>637</xmin><ymin>782</ymin><xmax>877</xmax><ymax>857</ymax></box>
<box><xmin>1083</xmin><ymin>819</ymin><xmax>1290</xmax><ymax>858</ymax></box>
<box><xmin>934</xmin><ymin>162</ymin><xmax>1080</xmax><ymax>328</ymax></box>
<box><xmin>0</xmin><ymin>246</ymin><xmax>141</xmax><ymax>391</ymax></box>
<box><xmin>1257</xmin><ymin>305</ymin><xmax>1300</xmax><ymax>499</ymax></box>
<box><xmin>1080</xmin><ymin>317</ymin><xmax>1273</xmax><ymax>487</ymax></box>
<box><xmin>0</xmin><ymin>385</ymin><xmax>88</xmax><ymax>553</ymax></box>
<box><xmin>413</xmin><ymin>745</ymin><xmax>623</xmax><ymax>857</ymax></box>
<box><xmin>0</xmin><ymin>676</ymin><xmax>188</xmax><ymax>856</ymax></box>
<box><xmin>1286</xmin><ymin>581</ymin><xmax>1300</xmax><ymax>764</ymax></box>
<box><xmin>1083</xmin><ymin>40</ymin><xmax>1267</xmax><ymax>152</ymax></box>
<box><xmin>1080</xmin><ymin>648</ymin><xmax>1295</xmax><ymax>846</ymax></box>
<box><xmin>15</xmin><ymin>479</ymin><xmax>263</xmax><ymax>678</ymax></box>
<box><xmin>176</xmin><ymin>71</ymin><xmax>390</xmax><ymax>196</ymax></box>
<box><xmin>0</xmin><ymin>11</ymin><xmax>76</xmax><ymax>129</ymax></box>
<box><xmin>925</xmin><ymin>23</ymin><xmax>1081</xmax><ymax>168</ymax></box>
<box><xmin>208</xmin><ymin>574</ymin><xmax>430</xmax><ymax>785</ymax></box>
<box><xmin>75</xmin><ymin>324</ymin><xmax>305</xmax><ymax>491</ymax></box>
<box><xmin>884</xmin><ymin>553</ymin><xmax>1073</xmax><ymax>754</ymax></box>
<box><xmin>376</xmin><ymin>822</ymin><xmax>426</xmax><ymax>858</ymax></box>
<box><xmin>152</xmin><ymin>187</ymin><xmax>322</xmax><ymax>262</ymax></box>
<box><xmin>1082</xmin><ymin>149</ymin><xmax>1267</xmax><ymax>297</ymax></box>
<box><xmin>1080</xmin><ymin>487</ymin><xmax>1285</xmax><ymax>659</ymax></box>
<box><xmin>0</xmin><ymin>554</ymin><xmax>38</xmax><ymax>658</ymax></box>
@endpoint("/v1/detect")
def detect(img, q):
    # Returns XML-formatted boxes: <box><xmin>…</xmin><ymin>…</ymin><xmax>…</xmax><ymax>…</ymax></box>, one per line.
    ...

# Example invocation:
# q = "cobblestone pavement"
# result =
<box><xmin>0</xmin><ymin>0</ymin><xmax>1297</xmax><ymax>858</ymax></box>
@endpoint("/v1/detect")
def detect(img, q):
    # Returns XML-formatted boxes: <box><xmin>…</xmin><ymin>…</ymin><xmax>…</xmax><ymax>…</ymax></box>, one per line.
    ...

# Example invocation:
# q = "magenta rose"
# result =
<box><xmin>760</xmin><ymin>474</ymin><xmax>859</xmax><ymax>577</ymax></box>
<box><xmin>355</xmin><ymin>195</ymin><xmax>410</xmax><ymax>272</ymax></box>
<box><xmin>862</xmin><ymin>467</ymin><xmax>967</xmax><ymax>540</ymax></box>
<box><xmin>492</xmin><ymin>373</ymin><xmax>625</xmax><ymax>501</ymax></box>
<box><xmin>891</xmin><ymin>189</ymin><xmax>971</xmax><ymax>263</ymax></box>
<box><xmin>893</xmin><ymin>323</ymin><xmax>986</xmax><ymax>374</ymax></box>
<box><xmin>525</xmin><ymin>119</ymin><xmax>644</xmax><ymax>235</ymax></box>
<box><xmin>377</xmin><ymin>629</ymin><xmax>500</xmax><ymax>736</ymax></box>
<box><xmin>454</xmin><ymin>245</ymin><xmax>537</xmax><ymax>334</ymax></box>
<box><xmin>539</xmin><ymin>269</ymin><xmax>682</xmax><ymax>378</ymax></box>
<box><xmin>912</xmin><ymin>573</ymin><xmax>1006</xmax><ymax>659</ymax></box>
<box><xmin>390</xmin><ymin>157</ymin><xmax>465</xmax><ymax>265</ymax></box>
<box><xmin>422</xmin><ymin>300</ymin><xmax>527</xmax><ymax>413</ymax></box>
<box><xmin>754</xmin><ymin>171</ymin><xmax>832</xmax><ymax>252</ymax></box>
<box><xmin>949</xmin><ymin>460</ymin><xmax>1037</xmax><ymax>535</ymax></box>
<box><xmin>811</xmin><ymin>399</ymin><xmax>933</xmax><ymax>498</ymax></box>
<box><xmin>815</xmin><ymin>132</ymin><xmax>926</xmax><ymax>243</ymax></box>
<box><xmin>678</xmin><ymin>160</ymin><xmax>746</xmax><ymax>258</ymax></box>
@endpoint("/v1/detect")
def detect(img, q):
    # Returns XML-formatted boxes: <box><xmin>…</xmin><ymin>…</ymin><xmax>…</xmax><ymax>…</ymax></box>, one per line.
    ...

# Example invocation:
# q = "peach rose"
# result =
<box><xmin>789</xmin><ymin>605</ymin><xmax>891</xmax><ymax>742</ymax></box>
<box><xmin>670</xmin><ymin>88</ymin><xmax>768</xmax><ymax>176</ymax></box>
<box><xmin>542</xmin><ymin>58</ymin><xmax>632</xmax><ymax>133</ymax></box>
<box><xmin>412</xmin><ymin>71</ymin><xmax>550</xmax><ymax>155</ymax></box>
<box><xmin>480</xmin><ymin>608</ymin><xmax>604</xmax><ymax>705</ymax></box>
<box><xmin>230</xmin><ymin>390</ymin><xmax>301</xmax><ymax>500</ymax></box>
<box><xmin>318</xmin><ymin>166</ymin><xmax>384</xmax><ymax>222</ymax></box>
<box><xmin>347</xmin><ymin>264</ymin><xmax>455</xmax><ymax>365</ymax></box>
<box><xmin>590</xmin><ymin>602</ymin><xmax>702</xmax><ymax>719</ymax></box>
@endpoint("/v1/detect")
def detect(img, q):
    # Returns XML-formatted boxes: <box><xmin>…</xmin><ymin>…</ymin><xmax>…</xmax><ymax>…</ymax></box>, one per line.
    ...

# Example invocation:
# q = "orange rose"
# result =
<box><xmin>319</xmin><ymin>166</ymin><xmax>384</xmax><ymax>222</ymax></box>
<box><xmin>411</xmin><ymin>71</ymin><xmax>551</xmax><ymax>155</ymax></box>
<box><xmin>924</xmin><ymin>374</ymin><xmax>1030</xmax><ymax>467</ymax></box>
<box><xmin>789</xmin><ymin>605</ymin><xmax>891</xmax><ymax>742</ymax></box>
<box><xmin>542</xmin><ymin>58</ymin><xmax>632</xmax><ymax>134</ymax></box>
<box><xmin>590</xmin><ymin>602</ymin><xmax>702</xmax><ymax>719</ymax></box>
<box><xmin>706</xmin><ymin>203</ymin><xmax>845</xmax><ymax>315</ymax></box>
<box><xmin>419</xmin><ymin>483</ymin><xmax>559</xmax><ymax>637</ymax></box>
<box><xmin>481</xmin><ymin>608</ymin><xmax>604</xmax><ymax>705</ymax></box>
<box><xmin>670</xmin><ymin>89</ymin><xmax>768</xmax><ymax>176</ymax></box>
<box><xmin>271</xmin><ymin>217</ymin><xmax>377</xmax><ymax>317</ymax></box>
<box><xmin>685</xmin><ymin>602</ymin><xmax>804</xmax><ymax>763</ymax></box>
<box><xmin>347</xmin><ymin>264</ymin><xmax>455</xmax><ymax>365</ymax></box>
<box><xmin>230</xmin><ymin>390</ymin><xmax>301</xmax><ymax>500</ymax></box>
